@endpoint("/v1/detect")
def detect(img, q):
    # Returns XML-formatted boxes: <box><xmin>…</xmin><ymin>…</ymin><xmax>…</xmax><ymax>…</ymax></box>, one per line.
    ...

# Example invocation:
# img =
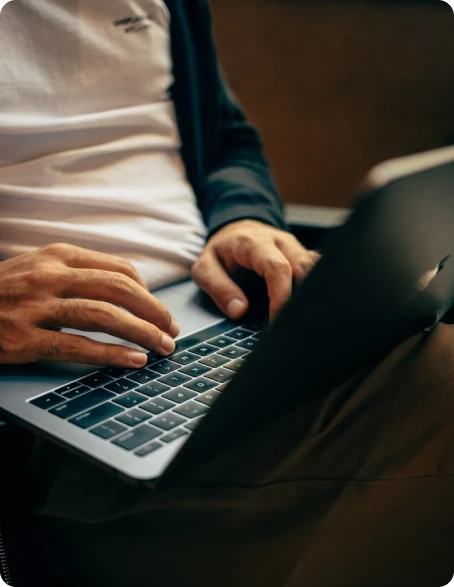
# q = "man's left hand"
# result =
<box><xmin>192</xmin><ymin>220</ymin><xmax>321</xmax><ymax>320</ymax></box>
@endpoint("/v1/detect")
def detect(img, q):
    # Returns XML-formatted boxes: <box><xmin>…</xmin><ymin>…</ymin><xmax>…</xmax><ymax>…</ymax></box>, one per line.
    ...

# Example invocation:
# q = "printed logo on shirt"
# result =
<box><xmin>113</xmin><ymin>5</ymin><xmax>166</xmax><ymax>34</ymax></box>
<box><xmin>0</xmin><ymin>0</ymin><xmax>14</xmax><ymax>15</ymax></box>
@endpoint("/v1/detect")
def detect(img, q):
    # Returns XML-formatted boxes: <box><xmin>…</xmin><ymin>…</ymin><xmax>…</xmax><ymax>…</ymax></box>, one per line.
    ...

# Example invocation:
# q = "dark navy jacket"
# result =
<box><xmin>166</xmin><ymin>0</ymin><xmax>286</xmax><ymax>237</ymax></box>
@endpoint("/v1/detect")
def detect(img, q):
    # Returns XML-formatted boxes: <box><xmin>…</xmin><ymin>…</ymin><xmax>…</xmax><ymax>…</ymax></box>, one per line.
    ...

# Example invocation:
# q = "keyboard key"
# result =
<box><xmin>184</xmin><ymin>417</ymin><xmax>203</xmax><ymax>431</ymax></box>
<box><xmin>116</xmin><ymin>408</ymin><xmax>150</xmax><ymax>427</ymax></box>
<box><xmin>184</xmin><ymin>377</ymin><xmax>217</xmax><ymax>393</ymax></box>
<box><xmin>151</xmin><ymin>413</ymin><xmax>187</xmax><ymax>431</ymax></box>
<box><xmin>69</xmin><ymin>402</ymin><xmax>124</xmax><ymax>429</ymax></box>
<box><xmin>90</xmin><ymin>420</ymin><xmax>127</xmax><ymax>440</ymax></box>
<box><xmin>141</xmin><ymin>397</ymin><xmax>176</xmax><ymax>415</ymax></box>
<box><xmin>199</xmin><ymin>354</ymin><xmax>230</xmax><ymax>368</ymax></box>
<box><xmin>79</xmin><ymin>372</ymin><xmax>113</xmax><ymax>388</ymax></box>
<box><xmin>135</xmin><ymin>381</ymin><xmax>170</xmax><ymax>398</ymax></box>
<box><xmin>208</xmin><ymin>335</ymin><xmax>236</xmax><ymax>348</ymax></box>
<box><xmin>191</xmin><ymin>343</ymin><xmax>218</xmax><ymax>357</ymax></box>
<box><xmin>53</xmin><ymin>381</ymin><xmax>84</xmax><ymax>395</ymax></box>
<box><xmin>152</xmin><ymin>360</ymin><xmax>180</xmax><ymax>375</ymax></box>
<box><xmin>112</xmin><ymin>424</ymin><xmax>162</xmax><ymax>451</ymax></box>
<box><xmin>61</xmin><ymin>385</ymin><xmax>91</xmax><ymax>399</ymax></box>
<box><xmin>104</xmin><ymin>378</ymin><xmax>139</xmax><ymax>394</ymax></box>
<box><xmin>226</xmin><ymin>327</ymin><xmax>254</xmax><ymax>340</ymax></box>
<box><xmin>179</xmin><ymin>363</ymin><xmax>211</xmax><ymax>377</ymax></box>
<box><xmin>236</xmin><ymin>338</ymin><xmax>259</xmax><ymax>351</ymax></box>
<box><xmin>173</xmin><ymin>401</ymin><xmax>209</xmax><ymax>419</ymax></box>
<box><xmin>219</xmin><ymin>346</ymin><xmax>248</xmax><ymax>360</ymax></box>
<box><xmin>135</xmin><ymin>441</ymin><xmax>162</xmax><ymax>457</ymax></box>
<box><xmin>171</xmin><ymin>351</ymin><xmax>199</xmax><ymax>366</ymax></box>
<box><xmin>113</xmin><ymin>391</ymin><xmax>148</xmax><ymax>409</ymax></box>
<box><xmin>244</xmin><ymin>323</ymin><xmax>264</xmax><ymax>333</ymax></box>
<box><xmin>224</xmin><ymin>359</ymin><xmax>246</xmax><ymax>373</ymax></box>
<box><xmin>172</xmin><ymin>326</ymin><xmax>226</xmax><ymax>354</ymax></box>
<box><xmin>158</xmin><ymin>372</ymin><xmax>191</xmax><ymax>388</ymax></box>
<box><xmin>195</xmin><ymin>390</ymin><xmax>221</xmax><ymax>407</ymax></box>
<box><xmin>30</xmin><ymin>392</ymin><xmax>66</xmax><ymax>410</ymax></box>
<box><xmin>161</xmin><ymin>429</ymin><xmax>189</xmax><ymax>443</ymax></box>
<box><xmin>162</xmin><ymin>387</ymin><xmax>197</xmax><ymax>404</ymax></box>
<box><xmin>216</xmin><ymin>383</ymin><xmax>229</xmax><ymax>392</ymax></box>
<box><xmin>145</xmin><ymin>352</ymin><xmax>161</xmax><ymax>366</ymax></box>
<box><xmin>104</xmin><ymin>367</ymin><xmax>134</xmax><ymax>378</ymax></box>
<box><xmin>49</xmin><ymin>389</ymin><xmax>115</xmax><ymax>419</ymax></box>
<box><xmin>205</xmin><ymin>368</ymin><xmax>234</xmax><ymax>384</ymax></box>
<box><xmin>126</xmin><ymin>369</ymin><xmax>160</xmax><ymax>384</ymax></box>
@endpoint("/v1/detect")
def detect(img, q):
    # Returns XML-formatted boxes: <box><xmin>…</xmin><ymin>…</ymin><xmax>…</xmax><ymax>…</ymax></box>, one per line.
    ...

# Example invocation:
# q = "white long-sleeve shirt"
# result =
<box><xmin>0</xmin><ymin>0</ymin><xmax>208</xmax><ymax>289</ymax></box>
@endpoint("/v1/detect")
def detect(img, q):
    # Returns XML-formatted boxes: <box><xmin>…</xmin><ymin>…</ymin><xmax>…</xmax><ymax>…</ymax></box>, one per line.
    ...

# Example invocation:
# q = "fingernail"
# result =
<box><xmin>227</xmin><ymin>298</ymin><xmax>247</xmax><ymax>319</ymax></box>
<box><xmin>160</xmin><ymin>333</ymin><xmax>176</xmax><ymax>355</ymax></box>
<box><xmin>169</xmin><ymin>318</ymin><xmax>180</xmax><ymax>338</ymax></box>
<box><xmin>128</xmin><ymin>350</ymin><xmax>148</xmax><ymax>367</ymax></box>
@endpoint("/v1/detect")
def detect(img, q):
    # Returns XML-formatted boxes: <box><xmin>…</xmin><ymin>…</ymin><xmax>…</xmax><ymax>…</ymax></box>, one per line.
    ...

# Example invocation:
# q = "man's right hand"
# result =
<box><xmin>0</xmin><ymin>243</ymin><xmax>180</xmax><ymax>368</ymax></box>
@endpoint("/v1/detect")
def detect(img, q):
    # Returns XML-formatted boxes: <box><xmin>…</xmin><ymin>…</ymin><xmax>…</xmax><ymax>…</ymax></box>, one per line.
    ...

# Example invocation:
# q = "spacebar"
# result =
<box><xmin>48</xmin><ymin>389</ymin><xmax>115</xmax><ymax>419</ymax></box>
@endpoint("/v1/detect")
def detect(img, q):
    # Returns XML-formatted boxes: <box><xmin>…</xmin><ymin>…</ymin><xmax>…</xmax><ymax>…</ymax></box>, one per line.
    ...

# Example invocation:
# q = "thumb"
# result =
<box><xmin>192</xmin><ymin>250</ymin><xmax>249</xmax><ymax>319</ymax></box>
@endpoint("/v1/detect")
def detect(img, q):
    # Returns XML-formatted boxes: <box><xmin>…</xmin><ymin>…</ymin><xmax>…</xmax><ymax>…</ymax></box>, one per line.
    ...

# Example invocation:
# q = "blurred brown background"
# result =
<box><xmin>211</xmin><ymin>0</ymin><xmax>454</xmax><ymax>208</ymax></box>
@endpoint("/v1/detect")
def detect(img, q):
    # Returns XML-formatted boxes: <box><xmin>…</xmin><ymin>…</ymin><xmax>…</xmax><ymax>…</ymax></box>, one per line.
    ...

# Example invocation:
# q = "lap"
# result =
<box><xmin>22</xmin><ymin>324</ymin><xmax>454</xmax><ymax>587</ymax></box>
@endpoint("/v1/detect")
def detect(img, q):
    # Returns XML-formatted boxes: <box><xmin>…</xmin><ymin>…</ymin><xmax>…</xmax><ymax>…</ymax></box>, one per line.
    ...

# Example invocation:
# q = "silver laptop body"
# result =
<box><xmin>1</xmin><ymin>147</ymin><xmax>454</xmax><ymax>485</ymax></box>
<box><xmin>0</xmin><ymin>279</ymin><xmax>236</xmax><ymax>482</ymax></box>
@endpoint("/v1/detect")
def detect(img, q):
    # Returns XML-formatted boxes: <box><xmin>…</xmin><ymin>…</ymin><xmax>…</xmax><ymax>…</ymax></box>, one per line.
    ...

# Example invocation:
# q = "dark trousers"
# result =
<box><xmin>16</xmin><ymin>322</ymin><xmax>454</xmax><ymax>587</ymax></box>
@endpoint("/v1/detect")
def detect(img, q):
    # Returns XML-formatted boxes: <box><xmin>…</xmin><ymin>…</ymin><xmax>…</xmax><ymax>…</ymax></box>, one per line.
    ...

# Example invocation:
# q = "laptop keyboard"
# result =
<box><xmin>29</xmin><ymin>322</ymin><xmax>263</xmax><ymax>457</ymax></box>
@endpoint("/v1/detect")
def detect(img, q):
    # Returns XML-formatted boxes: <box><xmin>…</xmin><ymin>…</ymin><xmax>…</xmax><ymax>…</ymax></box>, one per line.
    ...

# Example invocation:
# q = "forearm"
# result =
<box><xmin>202</xmin><ymin>69</ymin><xmax>287</xmax><ymax>238</ymax></box>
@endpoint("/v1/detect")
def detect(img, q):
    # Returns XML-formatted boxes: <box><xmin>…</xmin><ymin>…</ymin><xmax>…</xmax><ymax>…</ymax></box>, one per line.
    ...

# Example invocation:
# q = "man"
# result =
<box><xmin>0</xmin><ymin>0</ymin><xmax>319</xmax><ymax>581</ymax></box>
<box><xmin>1</xmin><ymin>2</ymin><xmax>453</xmax><ymax>587</ymax></box>
<box><xmin>0</xmin><ymin>0</ymin><xmax>319</xmax><ymax>370</ymax></box>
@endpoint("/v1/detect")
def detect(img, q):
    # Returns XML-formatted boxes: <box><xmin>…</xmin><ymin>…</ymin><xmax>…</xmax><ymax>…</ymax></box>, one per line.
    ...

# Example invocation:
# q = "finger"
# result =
<box><xmin>36</xmin><ymin>330</ymin><xmax>149</xmax><ymax>368</ymax></box>
<box><xmin>48</xmin><ymin>299</ymin><xmax>176</xmax><ymax>356</ymax></box>
<box><xmin>276</xmin><ymin>237</ymin><xmax>321</xmax><ymax>281</ymax></box>
<box><xmin>61</xmin><ymin>269</ymin><xmax>180</xmax><ymax>337</ymax></box>
<box><xmin>192</xmin><ymin>250</ymin><xmax>249</xmax><ymax>319</ymax></box>
<box><xmin>43</xmin><ymin>243</ymin><xmax>148</xmax><ymax>289</ymax></box>
<box><xmin>232</xmin><ymin>241</ymin><xmax>293</xmax><ymax>319</ymax></box>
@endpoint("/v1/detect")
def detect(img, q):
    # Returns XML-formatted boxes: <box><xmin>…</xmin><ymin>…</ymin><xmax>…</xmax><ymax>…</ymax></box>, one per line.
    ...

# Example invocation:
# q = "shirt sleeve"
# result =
<box><xmin>203</xmin><ymin>67</ymin><xmax>288</xmax><ymax>239</ymax></box>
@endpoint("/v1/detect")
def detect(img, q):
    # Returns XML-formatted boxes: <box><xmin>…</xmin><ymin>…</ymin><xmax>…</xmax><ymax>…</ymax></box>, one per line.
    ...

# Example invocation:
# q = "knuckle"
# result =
<box><xmin>0</xmin><ymin>332</ymin><xmax>26</xmax><ymax>354</ymax></box>
<box><xmin>268</xmin><ymin>258</ymin><xmax>292</xmax><ymax>276</ymax></box>
<box><xmin>36</xmin><ymin>268</ymin><xmax>63</xmax><ymax>285</ymax></box>
<box><xmin>236</xmin><ymin>234</ymin><xmax>255</xmax><ymax>248</ymax></box>
<box><xmin>90</xmin><ymin>302</ymin><xmax>115</xmax><ymax>324</ymax></box>
<box><xmin>41</xmin><ymin>242</ymin><xmax>73</xmax><ymax>258</ymax></box>
<box><xmin>42</xmin><ymin>338</ymin><xmax>63</xmax><ymax>360</ymax></box>
<box><xmin>192</xmin><ymin>257</ymin><xmax>209</xmax><ymax>279</ymax></box>
<box><xmin>118</xmin><ymin>257</ymin><xmax>137</xmax><ymax>275</ymax></box>
<box><xmin>64</xmin><ymin>336</ymin><xmax>85</xmax><ymax>359</ymax></box>
<box><xmin>110</xmin><ymin>273</ymin><xmax>133</xmax><ymax>293</ymax></box>
<box><xmin>60</xmin><ymin>300</ymin><xmax>86</xmax><ymax>324</ymax></box>
<box><xmin>24</xmin><ymin>265</ymin><xmax>69</xmax><ymax>290</ymax></box>
<box><xmin>103</xmin><ymin>344</ymin><xmax>121</xmax><ymax>365</ymax></box>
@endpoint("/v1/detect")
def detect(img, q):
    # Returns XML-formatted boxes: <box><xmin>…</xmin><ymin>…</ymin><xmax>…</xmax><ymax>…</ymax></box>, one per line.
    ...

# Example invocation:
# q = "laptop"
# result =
<box><xmin>1</xmin><ymin>148</ymin><xmax>454</xmax><ymax>488</ymax></box>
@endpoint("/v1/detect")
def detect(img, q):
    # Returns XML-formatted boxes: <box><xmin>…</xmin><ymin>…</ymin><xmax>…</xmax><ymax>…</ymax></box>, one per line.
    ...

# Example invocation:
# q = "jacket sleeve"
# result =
<box><xmin>203</xmin><ymin>68</ymin><xmax>288</xmax><ymax>238</ymax></box>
